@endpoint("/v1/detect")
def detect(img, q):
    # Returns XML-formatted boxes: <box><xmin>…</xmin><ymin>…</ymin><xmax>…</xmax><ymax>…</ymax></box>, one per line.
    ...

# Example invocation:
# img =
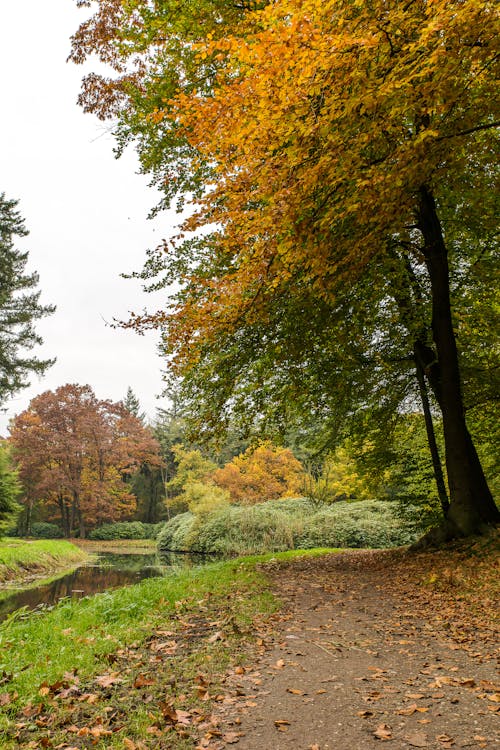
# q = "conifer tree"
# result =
<box><xmin>0</xmin><ymin>193</ymin><xmax>55</xmax><ymax>404</ymax></box>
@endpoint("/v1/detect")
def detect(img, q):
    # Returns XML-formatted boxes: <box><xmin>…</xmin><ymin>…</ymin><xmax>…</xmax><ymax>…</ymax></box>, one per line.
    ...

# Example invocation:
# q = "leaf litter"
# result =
<box><xmin>1</xmin><ymin>536</ymin><xmax>498</xmax><ymax>749</ymax></box>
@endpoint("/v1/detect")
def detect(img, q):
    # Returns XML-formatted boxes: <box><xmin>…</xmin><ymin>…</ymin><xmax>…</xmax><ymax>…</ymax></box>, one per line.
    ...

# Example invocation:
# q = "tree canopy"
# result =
<box><xmin>72</xmin><ymin>0</ymin><xmax>500</xmax><ymax>539</ymax></box>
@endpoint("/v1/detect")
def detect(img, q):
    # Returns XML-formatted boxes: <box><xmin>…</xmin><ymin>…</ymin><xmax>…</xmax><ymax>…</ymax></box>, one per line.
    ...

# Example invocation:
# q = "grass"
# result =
<box><xmin>0</xmin><ymin>538</ymin><xmax>88</xmax><ymax>583</ymax></box>
<box><xmin>0</xmin><ymin>548</ymin><xmax>336</xmax><ymax>748</ymax></box>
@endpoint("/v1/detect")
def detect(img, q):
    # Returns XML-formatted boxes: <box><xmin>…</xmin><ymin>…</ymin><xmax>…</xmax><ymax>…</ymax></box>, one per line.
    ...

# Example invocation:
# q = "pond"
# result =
<box><xmin>0</xmin><ymin>550</ymin><xmax>206</xmax><ymax>623</ymax></box>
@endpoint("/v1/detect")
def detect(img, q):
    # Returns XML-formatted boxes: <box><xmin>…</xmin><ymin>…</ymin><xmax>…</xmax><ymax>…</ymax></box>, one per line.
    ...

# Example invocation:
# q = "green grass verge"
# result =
<box><xmin>0</xmin><ymin>548</ymin><xmax>338</xmax><ymax>748</ymax></box>
<box><xmin>0</xmin><ymin>539</ymin><xmax>88</xmax><ymax>583</ymax></box>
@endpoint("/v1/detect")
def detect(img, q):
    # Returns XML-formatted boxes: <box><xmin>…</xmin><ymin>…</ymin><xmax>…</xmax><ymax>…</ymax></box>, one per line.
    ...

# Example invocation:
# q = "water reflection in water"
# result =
<box><xmin>0</xmin><ymin>551</ymin><xmax>204</xmax><ymax>622</ymax></box>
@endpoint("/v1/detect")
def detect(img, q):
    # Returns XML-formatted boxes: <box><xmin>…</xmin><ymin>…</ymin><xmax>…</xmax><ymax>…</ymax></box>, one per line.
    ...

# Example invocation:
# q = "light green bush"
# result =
<box><xmin>157</xmin><ymin>498</ymin><xmax>416</xmax><ymax>556</ymax></box>
<box><xmin>296</xmin><ymin>500</ymin><xmax>416</xmax><ymax>549</ymax></box>
<box><xmin>157</xmin><ymin>512</ymin><xmax>196</xmax><ymax>553</ymax></box>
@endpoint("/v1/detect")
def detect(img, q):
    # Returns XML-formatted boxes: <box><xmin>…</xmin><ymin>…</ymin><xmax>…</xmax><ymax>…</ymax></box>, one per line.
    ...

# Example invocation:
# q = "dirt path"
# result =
<box><xmin>211</xmin><ymin>550</ymin><xmax>499</xmax><ymax>750</ymax></box>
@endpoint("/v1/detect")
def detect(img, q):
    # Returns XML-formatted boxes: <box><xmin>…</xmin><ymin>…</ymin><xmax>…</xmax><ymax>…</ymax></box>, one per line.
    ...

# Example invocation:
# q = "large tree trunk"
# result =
<box><xmin>417</xmin><ymin>186</ymin><xmax>499</xmax><ymax>536</ymax></box>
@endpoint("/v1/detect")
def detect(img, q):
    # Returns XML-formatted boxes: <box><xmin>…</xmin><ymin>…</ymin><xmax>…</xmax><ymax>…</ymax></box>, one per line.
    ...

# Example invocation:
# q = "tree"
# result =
<box><xmin>213</xmin><ymin>443</ymin><xmax>303</xmax><ymax>505</ymax></box>
<box><xmin>73</xmin><ymin>1</ymin><xmax>500</xmax><ymax>538</ymax></box>
<box><xmin>0</xmin><ymin>193</ymin><xmax>55</xmax><ymax>404</ymax></box>
<box><xmin>10</xmin><ymin>384</ymin><xmax>162</xmax><ymax>537</ymax></box>
<box><xmin>121</xmin><ymin>387</ymin><xmax>167</xmax><ymax>522</ymax></box>
<box><xmin>0</xmin><ymin>440</ymin><xmax>21</xmax><ymax>534</ymax></box>
<box><xmin>122</xmin><ymin>386</ymin><xmax>146</xmax><ymax>423</ymax></box>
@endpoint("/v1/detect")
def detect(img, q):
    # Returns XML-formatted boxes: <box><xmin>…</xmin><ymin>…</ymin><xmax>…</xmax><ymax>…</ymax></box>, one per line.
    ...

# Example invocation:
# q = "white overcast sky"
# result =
<box><xmin>0</xmin><ymin>1</ymin><xmax>179</xmax><ymax>434</ymax></box>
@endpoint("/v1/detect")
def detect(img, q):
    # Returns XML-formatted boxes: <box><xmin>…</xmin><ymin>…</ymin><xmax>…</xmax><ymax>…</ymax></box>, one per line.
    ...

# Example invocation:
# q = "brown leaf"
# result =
<box><xmin>160</xmin><ymin>700</ymin><xmax>178</xmax><ymax>724</ymax></box>
<box><xmin>274</xmin><ymin>719</ymin><xmax>291</xmax><ymax>726</ymax></box>
<box><xmin>223</xmin><ymin>732</ymin><xmax>244</xmax><ymax>744</ymax></box>
<box><xmin>405</xmin><ymin>732</ymin><xmax>429</xmax><ymax>747</ymax></box>
<box><xmin>397</xmin><ymin>703</ymin><xmax>418</xmax><ymax>716</ymax></box>
<box><xmin>286</xmin><ymin>688</ymin><xmax>305</xmax><ymax>696</ymax></box>
<box><xmin>274</xmin><ymin>659</ymin><xmax>285</xmax><ymax>669</ymax></box>
<box><xmin>95</xmin><ymin>672</ymin><xmax>122</xmax><ymax>688</ymax></box>
<box><xmin>373</xmin><ymin>723</ymin><xmax>392</xmax><ymax>740</ymax></box>
<box><xmin>133</xmin><ymin>674</ymin><xmax>155</xmax><ymax>688</ymax></box>
<box><xmin>358</xmin><ymin>710</ymin><xmax>374</xmax><ymax>718</ymax></box>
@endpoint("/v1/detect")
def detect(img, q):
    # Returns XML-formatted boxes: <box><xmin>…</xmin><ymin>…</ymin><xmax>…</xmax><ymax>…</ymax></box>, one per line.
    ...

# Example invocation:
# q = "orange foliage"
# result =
<box><xmin>10</xmin><ymin>384</ymin><xmax>162</xmax><ymax>537</ymax></box>
<box><xmin>213</xmin><ymin>443</ymin><xmax>303</xmax><ymax>505</ymax></box>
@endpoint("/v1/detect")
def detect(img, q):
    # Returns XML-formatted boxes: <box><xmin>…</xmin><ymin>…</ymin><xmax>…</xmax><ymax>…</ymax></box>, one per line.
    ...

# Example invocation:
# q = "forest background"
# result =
<box><xmin>0</xmin><ymin>0</ymin><xmax>498</xmax><ymax>550</ymax></box>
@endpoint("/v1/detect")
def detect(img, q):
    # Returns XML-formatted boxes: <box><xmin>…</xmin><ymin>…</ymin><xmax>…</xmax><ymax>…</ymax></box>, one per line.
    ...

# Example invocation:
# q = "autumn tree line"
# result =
<box><xmin>3</xmin><ymin>377</ymin><xmax>481</xmax><ymax>540</ymax></box>
<box><xmin>0</xmin><ymin>187</ymin><xmax>480</xmax><ymax>541</ymax></box>
<box><xmin>0</xmin><ymin>1</ymin><xmax>498</xmax><ymax>543</ymax></box>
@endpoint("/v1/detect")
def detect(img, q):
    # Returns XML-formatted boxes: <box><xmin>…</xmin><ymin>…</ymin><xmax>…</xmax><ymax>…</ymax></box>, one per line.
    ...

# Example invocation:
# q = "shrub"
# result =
<box><xmin>157</xmin><ymin>497</ymin><xmax>416</xmax><ymax>556</ymax></box>
<box><xmin>89</xmin><ymin>521</ymin><xmax>147</xmax><ymax>540</ymax></box>
<box><xmin>157</xmin><ymin>513</ymin><xmax>196</xmax><ymax>553</ymax></box>
<box><xmin>192</xmin><ymin>503</ymin><xmax>303</xmax><ymax>555</ymax></box>
<box><xmin>141</xmin><ymin>522</ymin><xmax>166</xmax><ymax>539</ymax></box>
<box><xmin>296</xmin><ymin>500</ymin><xmax>416</xmax><ymax>549</ymax></box>
<box><xmin>29</xmin><ymin>522</ymin><xmax>63</xmax><ymax>539</ymax></box>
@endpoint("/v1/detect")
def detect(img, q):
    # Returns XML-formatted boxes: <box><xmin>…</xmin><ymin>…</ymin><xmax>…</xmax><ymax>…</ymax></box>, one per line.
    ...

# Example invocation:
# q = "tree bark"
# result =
<box><xmin>417</xmin><ymin>186</ymin><xmax>499</xmax><ymax>535</ymax></box>
<box><xmin>414</xmin><ymin>355</ymin><xmax>449</xmax><ymax>516</ymax></box>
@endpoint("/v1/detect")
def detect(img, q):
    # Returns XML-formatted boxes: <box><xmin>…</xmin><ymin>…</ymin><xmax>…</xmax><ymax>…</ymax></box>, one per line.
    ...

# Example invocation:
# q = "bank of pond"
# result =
<box><xmin>0</xmin><ymin>539</ymin><xmax>213</xmax><ymax>622</ymax></box>
<box><xmin>0</xmin><ymin>498</ymin><xmax>419</xmax><ymax>621</ymax></box>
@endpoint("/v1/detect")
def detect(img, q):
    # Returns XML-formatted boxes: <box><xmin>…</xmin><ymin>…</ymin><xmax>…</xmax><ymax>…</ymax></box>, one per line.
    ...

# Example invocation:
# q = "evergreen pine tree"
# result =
<box><xmin>0</xmin><ymin>193</ymin><xmax>55</xmax><ymax>404</ymax></box>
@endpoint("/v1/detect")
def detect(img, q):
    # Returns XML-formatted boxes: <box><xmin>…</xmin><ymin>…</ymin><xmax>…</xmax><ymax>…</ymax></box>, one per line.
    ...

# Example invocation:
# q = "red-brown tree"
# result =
<box><xmin>10</xmin><ymin>384</ymin><xmax>162</xmax><ymax>537</ymax></box>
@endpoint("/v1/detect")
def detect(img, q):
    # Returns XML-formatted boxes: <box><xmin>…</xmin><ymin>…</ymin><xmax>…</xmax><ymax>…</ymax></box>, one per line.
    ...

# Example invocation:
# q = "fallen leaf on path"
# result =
<box><xmin>287</xmin><ymin>688</ymin><xmax>305</xmax><ymax>695</ymax></box>
<box><xmin>397</xmin><ymin>703</ymin><xmax>418</xmax><ymax>716</ymax></box>
<box><xmin>223</xmin><ymin>732</ymin><xmax>244</xmax><ymax>743</ymax></box>
<box><xmin>405</xmin><ymin>732</ymin><xmax>429</xmax><ymax>747</ymax></box>
<box><xmin>373</xmin><ymin>723</ymin><xmax>392</xmax><ymax>740</ymax></box>
<box><xmin>436</xmin><ymin>734</ymin><xmax>454</xmax><ymax>746</ymax></box>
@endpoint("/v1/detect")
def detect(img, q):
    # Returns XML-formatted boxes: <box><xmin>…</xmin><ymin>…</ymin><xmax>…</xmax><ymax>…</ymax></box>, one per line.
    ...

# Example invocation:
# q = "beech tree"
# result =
<box><xmin>10</xmin><ymin>384</ymin><xmax>162</xmax><ymax>537</ymax></box>
<box><xmin>72</xmin><ymin>0</ymin><xmax>499</xmax><ymax>538</ymax></box>
<box><xmin>0</xmin><ymin>193</ymin><xmax>55</xmax><ymax>404</ymax></box>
